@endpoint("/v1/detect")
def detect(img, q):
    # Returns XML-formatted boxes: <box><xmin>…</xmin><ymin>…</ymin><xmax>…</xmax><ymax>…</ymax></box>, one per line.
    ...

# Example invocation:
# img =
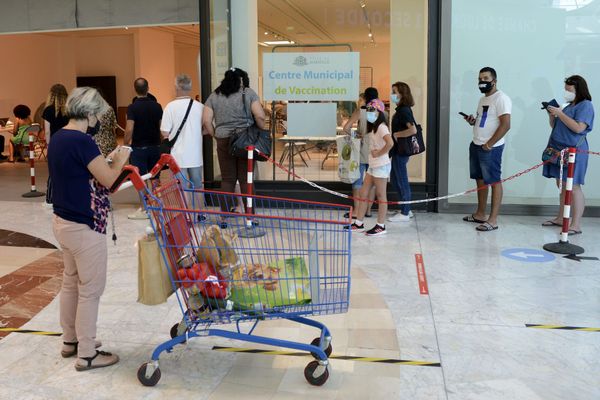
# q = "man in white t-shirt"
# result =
<box><xmin>462</xmin><ymin>67</ymin><xmax>512</xmax><ymax>231</ymax></box>
<box><xmin>161</xmin><ymin>74</ymin><xmax>205</xmax><ymax>204</ymax></box>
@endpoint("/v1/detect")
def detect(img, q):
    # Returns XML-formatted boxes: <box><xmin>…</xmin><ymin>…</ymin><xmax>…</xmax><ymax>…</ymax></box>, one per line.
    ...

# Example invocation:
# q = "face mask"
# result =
<box><xmin>391</xmin><ymin>94</ymin><xmax>400</xmax><ymax>104</ymax></box>
<box><xmin>564</xmin><ymin>90</ymin><xmax>576</xmax><ymax>103</ymax></box>
<box><xmin>478</xmin><ymin>80</ymin><xmax>494</xmax><ymax>94</ymax></box>
<box><xmin>86</xmin><ymin>119</ymin><xmax>101</xmax><ymax>136</ymax></box>
<box><xmin>366</xmin><ymin>112</ymin><xmax>378</xmax><ymax>123</ymax></box>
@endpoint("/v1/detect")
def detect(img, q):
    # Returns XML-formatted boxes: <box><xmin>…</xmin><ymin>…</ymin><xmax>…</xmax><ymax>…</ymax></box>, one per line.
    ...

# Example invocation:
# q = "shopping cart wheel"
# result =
<box><xmin>137</xmin><ymin>363</ymin><xmax>161</xmax><ymax>387</ymax></box>
<box><xmin>304</xmin><ymin>360</ymin><xmax>329</xmax><ymax>386</ymax></box>
<box><xmin>310</xmin><ymin>337</ymin><xmax>332</xmax><ymax>359</ymax></box>
<box><xmin>170</xmin><ymin>322</ymin><xmax>187</xmax><ymax>344</ymax></box>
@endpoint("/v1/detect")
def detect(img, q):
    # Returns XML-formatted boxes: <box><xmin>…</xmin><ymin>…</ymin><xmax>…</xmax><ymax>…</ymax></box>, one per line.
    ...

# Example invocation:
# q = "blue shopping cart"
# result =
<box><xmin>112</xmin><ymin>155</ymin><xmax>352</xmax><ymax>387</ymax></box>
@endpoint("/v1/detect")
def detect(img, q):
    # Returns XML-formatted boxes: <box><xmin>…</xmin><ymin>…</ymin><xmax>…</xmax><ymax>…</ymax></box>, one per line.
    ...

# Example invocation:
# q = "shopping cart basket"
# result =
<box><xmin>112</xmin><ymin>154</ymin><xmax>352</xmax><ymax>387</ymax></box>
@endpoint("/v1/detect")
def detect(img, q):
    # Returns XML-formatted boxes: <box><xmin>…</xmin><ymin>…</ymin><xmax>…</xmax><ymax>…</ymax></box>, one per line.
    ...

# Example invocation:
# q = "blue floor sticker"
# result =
<box><xmin>501</xmin><ymin>248</ymin><xmax>556</xmax><ymax>263</ymax></box>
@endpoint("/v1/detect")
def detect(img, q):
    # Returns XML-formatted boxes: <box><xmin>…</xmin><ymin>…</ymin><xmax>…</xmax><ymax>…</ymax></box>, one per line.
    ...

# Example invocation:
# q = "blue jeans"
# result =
<box><xmin>469</xmin><ymin>142</ymin><xmax>504</xmax><ymax>185</ymax></box>
<box><xmin>130</xmin><ymin>145</ymin><xmax>161</xmax><ymax>175</ymax></box>
<box><xmin>390</xmin><ymin>154</ymin><xmax>411</xmax><ymax>216</ymax></box>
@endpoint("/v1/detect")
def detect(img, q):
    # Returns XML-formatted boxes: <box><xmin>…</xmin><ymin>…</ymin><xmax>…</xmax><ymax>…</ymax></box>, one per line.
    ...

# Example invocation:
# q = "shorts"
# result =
<box><xmin>469</xmin><ymin>142</ymin><xmax>504</xmax><ymax>185</ymax></box>
<box><xmin>367</xmin><ymin>163</ymin><xmax>391</xmax><ymax>179</ymax></box>
<box><xmin>352</xmin><ymin>163</ymin><xmax>369</xmax><ymax>189</ymax></box>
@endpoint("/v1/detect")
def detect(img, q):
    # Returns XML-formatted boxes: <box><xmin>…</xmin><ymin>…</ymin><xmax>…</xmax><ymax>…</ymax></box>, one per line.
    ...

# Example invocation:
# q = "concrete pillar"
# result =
<box><xmin>230</xmin><ymin>0</ymin><xmax>259</xmax><ymax>89</ymax></box>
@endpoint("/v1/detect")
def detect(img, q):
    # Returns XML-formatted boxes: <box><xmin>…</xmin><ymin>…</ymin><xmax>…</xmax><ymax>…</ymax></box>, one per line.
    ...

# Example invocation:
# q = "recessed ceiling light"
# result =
<box><xmin>368</xmin><ymin>33</ymin><xmax>372</xmax><ymax>37</ymax></box>
<box><xmin>264</xmin><ymin>31</ymin><xmax>268</xmax><ymax>35</ymax></box>
<box><xmin>264</xmin><ymin>40</ymin><xmax>294</xmax><ymax>45</ymax></box>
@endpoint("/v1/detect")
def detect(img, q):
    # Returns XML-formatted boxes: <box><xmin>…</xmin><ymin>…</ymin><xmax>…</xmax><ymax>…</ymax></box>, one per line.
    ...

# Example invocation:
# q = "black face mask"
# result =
<box><xmin>87</xmin><ymin>120</ymin><xmax>101</xmax><ymax>136</ymax></box>
<box><xmin>479</xmin><ymin>80</ymin><xmax>494</xmax><ymax>94</ymax></box>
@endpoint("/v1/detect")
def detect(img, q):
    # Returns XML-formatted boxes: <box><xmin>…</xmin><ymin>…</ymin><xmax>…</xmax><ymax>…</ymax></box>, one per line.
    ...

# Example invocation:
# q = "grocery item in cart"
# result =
<box><xmin>230</xmin><ymin>257</ymin><xmax>311</xmax><ymax>308</ymax></box>
<box><xmin>196</xmin><ymin>225</ymin><xmax>238</xmax><ymax>272</ymax></box>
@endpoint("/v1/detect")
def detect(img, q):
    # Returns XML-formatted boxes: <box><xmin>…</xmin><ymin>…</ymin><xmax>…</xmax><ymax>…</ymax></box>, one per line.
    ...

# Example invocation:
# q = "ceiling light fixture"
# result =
<box><xmin>264</xmin><ymin>40</ymin><xmax>295</xmax><ymax>45</ymax></box>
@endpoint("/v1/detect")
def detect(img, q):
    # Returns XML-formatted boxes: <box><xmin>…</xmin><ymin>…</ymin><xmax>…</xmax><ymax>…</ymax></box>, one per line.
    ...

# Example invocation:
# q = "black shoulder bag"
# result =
<box><xmin>160</xmin><ymin>99</ymin><xmax>193</xmax><ymax>154</ymax></box>
<box><xmin>229</xmin><ymin>90</ymin><xmax>272</xmax><ymax>161</ymax></box>
<box><xmin>395</xmin><ymin>109</ymin><xmax>426</xmax><ymax>157</ymax></box>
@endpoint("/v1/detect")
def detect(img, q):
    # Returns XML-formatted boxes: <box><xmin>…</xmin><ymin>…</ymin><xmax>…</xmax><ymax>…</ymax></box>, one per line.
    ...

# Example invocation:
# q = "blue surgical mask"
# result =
<box><xmin>391</xmin><ymin>94</ymin><xmax>399</xmax><ymax>104</ymax></box>
<box><xmin>366</xmin><ymin>111</ymin><xmax>378</xmax><ymax>123</ymax></box>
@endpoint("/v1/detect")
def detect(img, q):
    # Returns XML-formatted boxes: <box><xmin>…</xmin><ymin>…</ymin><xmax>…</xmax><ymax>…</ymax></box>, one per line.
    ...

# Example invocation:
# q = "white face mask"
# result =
<box><xmin>366</xmin><ymin>111</ymin><xmax>378</xmax><ymax>123</ymax></box>
<box><xmin>390</xmin><ymin>94</ymin><xmax>400</xmax><ymax>104</ymax></box>
<box><xmin>564</xmin><ymin>90</ymin><xmax>576</xmax><ymax>103</ymax></box>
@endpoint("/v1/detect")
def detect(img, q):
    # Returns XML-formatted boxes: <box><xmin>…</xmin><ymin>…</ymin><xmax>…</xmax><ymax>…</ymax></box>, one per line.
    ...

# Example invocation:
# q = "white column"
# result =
<box><xmin>230</xmin><ymin>0</ymin><xmax>259</xmax><ymax>89</ymax></box>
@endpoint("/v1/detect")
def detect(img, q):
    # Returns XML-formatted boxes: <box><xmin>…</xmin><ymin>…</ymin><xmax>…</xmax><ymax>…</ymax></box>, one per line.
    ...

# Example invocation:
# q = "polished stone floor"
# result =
<box><xmin>0</xmin><ymin>197</ymin><xmax>598</xmax><ymax>399</ymax></box>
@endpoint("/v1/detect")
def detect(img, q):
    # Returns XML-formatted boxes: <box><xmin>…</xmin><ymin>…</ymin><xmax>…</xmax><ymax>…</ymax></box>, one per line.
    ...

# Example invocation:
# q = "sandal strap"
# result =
<box><xmin>63</xmin><ymin>341</ymin><xmax>78</xmax><ymax>346</ymax></box>
<box><xmin>81</xmin><ymin>350</ymin><xmax>112</xmax><ymax>367</ymax></box>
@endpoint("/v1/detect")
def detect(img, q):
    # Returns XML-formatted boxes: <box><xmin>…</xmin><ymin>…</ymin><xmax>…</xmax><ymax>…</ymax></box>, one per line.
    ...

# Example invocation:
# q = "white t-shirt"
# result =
<box><xmin>161</xmin><ymin>98</ymin><xmax>204</xmax><ymax>168</ymax></box>
<box><xmin>473</xmin><ymin>90</ymin><xmax>512</xmax><ymax>147</ymax></box>
<box><xmin>368</xmin><ymin>123</ymin><xmax>391</xmax><ymax>168</ymax></box>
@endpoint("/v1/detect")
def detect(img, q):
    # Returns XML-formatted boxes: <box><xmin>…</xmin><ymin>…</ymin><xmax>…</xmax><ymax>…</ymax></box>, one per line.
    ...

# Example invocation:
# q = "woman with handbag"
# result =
<box><xmin>542</xmin><ymin>75</ymin><xmax>594</xmax><ymax>235</ymax></box>
<box><xmin>389</xmin><ymin>82</ymin><xmax>418</xmax><ymax>223</ymax></box>
<box><xmin>202</xmin><ymin>68</ymin><xmax>267</xmax><ymax>212</ymax></box>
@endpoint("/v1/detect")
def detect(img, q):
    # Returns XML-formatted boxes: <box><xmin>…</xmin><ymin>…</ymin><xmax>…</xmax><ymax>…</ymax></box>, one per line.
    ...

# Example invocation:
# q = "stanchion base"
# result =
<box><xmin>238</xmin><ymin>226</ymin><xmax>266</xmax><ymax>238</ymax></box>
<box><xmin>22</xmin><ymin>190</ymin><xmax>46</xmax><ymax>198</ymax></box>
<box><xmin>543</xmin><ymin>241</ymin><xmax>584</xmax><ymax>255</ymax></box>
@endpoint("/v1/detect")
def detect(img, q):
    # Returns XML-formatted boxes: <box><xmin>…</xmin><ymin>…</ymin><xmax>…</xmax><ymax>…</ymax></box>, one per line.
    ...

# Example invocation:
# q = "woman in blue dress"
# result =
<box><xmin>542</xmin><ymin>75</ymin><xmax>594</xmax><ymax>235</ymax></box>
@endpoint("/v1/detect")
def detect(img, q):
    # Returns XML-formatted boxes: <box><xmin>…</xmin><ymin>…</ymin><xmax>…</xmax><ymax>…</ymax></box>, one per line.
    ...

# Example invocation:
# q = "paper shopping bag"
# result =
<box><xmin>137</xmin><ymin>235</ymin><xmax>175</xmax><ymax>305</ymax></box>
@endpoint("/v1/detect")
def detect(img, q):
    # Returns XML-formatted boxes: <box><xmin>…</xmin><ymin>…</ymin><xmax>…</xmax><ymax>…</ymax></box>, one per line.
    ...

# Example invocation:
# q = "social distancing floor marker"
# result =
<box><xmin>0</xmin><ymin>329</ymin><xmax>441</xmax><ymax>367</ymax></box>
<box><xmin>415</xmin><ymin>254</ymin><xmax>429</xmax><ymax>295</ymax></box>
<box><xmin>212</xmin><ymin>346</ymin><xmax>441</xmax><ymax>367</ymax></box>
<box><xmin>0</xmin><ymin>328</ymin><xmax>61</xmax><ymax>336</ymax></box>
<box><xmin>526</xmin><ymin>324</ymin><xmax>600</xmax><ymax>332</ymax></box>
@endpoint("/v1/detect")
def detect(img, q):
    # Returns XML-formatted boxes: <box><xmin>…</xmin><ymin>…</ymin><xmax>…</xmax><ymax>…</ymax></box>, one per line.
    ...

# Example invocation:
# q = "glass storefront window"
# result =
<box><xmin>447</xmin><ymin>0</ymin><xmax>600</xmax><ymax>206</ymax></box>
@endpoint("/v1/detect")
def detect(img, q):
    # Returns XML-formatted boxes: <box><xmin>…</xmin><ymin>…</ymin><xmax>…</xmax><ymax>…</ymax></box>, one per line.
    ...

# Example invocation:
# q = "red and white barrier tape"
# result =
<box><xmin>255</xmin><ymin>148</ymin><xmax>599</xmax><ymax>205</ymax></box>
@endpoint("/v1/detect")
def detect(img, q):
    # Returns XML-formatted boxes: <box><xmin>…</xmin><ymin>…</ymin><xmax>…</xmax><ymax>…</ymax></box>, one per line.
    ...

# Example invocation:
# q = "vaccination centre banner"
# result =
<box><xmin>262</xmin><ymin>52</ymin><xmax>359</xmax><ymax>101</ymax></box>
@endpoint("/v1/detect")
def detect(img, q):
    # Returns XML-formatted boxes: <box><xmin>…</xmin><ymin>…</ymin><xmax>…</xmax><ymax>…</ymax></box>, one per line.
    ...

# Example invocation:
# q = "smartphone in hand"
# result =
<box><xmin>459</xmin><ymin>112</ymin><xmax>468</xmax><ymax>118</ymax></box>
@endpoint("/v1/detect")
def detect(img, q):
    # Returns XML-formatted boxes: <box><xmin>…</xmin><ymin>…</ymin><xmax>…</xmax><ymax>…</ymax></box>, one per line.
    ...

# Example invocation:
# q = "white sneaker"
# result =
<box><xmin>127</xmin><ymin>208</ymin><xmax>149</xmax><ymax>220</ymax></box>
<box><xmin>388</xmin><ymin>213</ymin><xmax>410</xmax><ymax>222</ymax></box>
<box><xmin>409</xmin><ymin>211</ymin><xmax>414</xmax><ymax>218</ymax></box>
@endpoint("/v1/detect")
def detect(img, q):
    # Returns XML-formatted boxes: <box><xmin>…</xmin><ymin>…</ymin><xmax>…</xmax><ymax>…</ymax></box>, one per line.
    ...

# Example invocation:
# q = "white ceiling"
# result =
<box><xmin>258</xmin><ymin>0</ymin><xmax>390</xmax><ymax>46</ymax></box>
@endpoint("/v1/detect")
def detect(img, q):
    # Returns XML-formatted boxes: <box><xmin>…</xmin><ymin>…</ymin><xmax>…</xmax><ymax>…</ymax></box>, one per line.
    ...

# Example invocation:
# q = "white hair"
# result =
<box><xmin>175</xmin><ymin>74</ymin><xmax>192</xmax><ymax>92</ymax></box>
<box><xmin>66</xmin><ymin>87</ymin><xmax>108</xmax><ymax>119</ymax></box>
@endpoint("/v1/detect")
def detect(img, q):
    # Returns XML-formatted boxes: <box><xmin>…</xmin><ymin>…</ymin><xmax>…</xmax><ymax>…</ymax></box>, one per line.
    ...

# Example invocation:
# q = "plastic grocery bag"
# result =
<box><xmin>336</xmin><ymin>135</ymin><xmax>361</xmax><ymax>184</ymax></box>
<box><xmin>137</xmin><ymin>235</ymin><xmax>174</xmax><ymax>305</ymax></box>
<box><xmin>229</xmin><ymin>257</ymin><xmax>312</xmax><ymax>309</ymax></box>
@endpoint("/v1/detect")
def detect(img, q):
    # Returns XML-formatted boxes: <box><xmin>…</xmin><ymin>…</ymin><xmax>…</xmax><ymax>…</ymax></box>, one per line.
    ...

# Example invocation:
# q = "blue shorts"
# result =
<box><xmin>352</xmin><ymin>163</ymin><xmax>369</xmax><ymax>189</ymax></box>
<box><xmin>469</xmin><ymin>142</ymin><xmax>504</xmax><ymax>185</ymax></box>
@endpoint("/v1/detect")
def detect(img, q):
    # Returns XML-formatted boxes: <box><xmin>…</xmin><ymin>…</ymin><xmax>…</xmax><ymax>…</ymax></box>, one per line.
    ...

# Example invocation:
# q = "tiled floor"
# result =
<box><xmin>0</xmin><ymin>195</ymin><xmax>599</xmax><ymax>399</ymax></box>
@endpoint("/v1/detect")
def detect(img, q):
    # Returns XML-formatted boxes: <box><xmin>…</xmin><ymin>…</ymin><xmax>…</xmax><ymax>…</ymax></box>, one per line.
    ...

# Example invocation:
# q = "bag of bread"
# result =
<box><xmin>196</xmin><ymin>225</ymin><xmax>239</xmax><ymax>272</ymax></box>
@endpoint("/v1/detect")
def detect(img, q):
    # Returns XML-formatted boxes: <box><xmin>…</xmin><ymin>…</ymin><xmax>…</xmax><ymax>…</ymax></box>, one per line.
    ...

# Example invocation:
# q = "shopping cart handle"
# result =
<box><xmin>109</xmin><ymin>165</ymin><xmax>145</xmax><ymax>193</ymax></box>
<box><xmin>109</xmin><ymin>154</ymin><xmax>182</xmax><ymax>193</ymax></box>
<box><xmin>150</xmin><ymin>154</ymin><xmax>182</xmax><ymax>176</ymax></box>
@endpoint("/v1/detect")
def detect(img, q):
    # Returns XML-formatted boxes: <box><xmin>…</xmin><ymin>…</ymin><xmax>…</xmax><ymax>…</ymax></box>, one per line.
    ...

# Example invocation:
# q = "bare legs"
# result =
<box><xmin>553</xmin><ymin>179</ymin><xmax>585</xmax><ymax>231</ymax></box>
<box><xmin>472</xmin><ymin>179</ymin><xmax>502</xmax><ymax>227</ymax></box>
<box><xmin>356</xmin><ymin>174</ymin><xmax>387</xmax><ymax>224</ymax></box>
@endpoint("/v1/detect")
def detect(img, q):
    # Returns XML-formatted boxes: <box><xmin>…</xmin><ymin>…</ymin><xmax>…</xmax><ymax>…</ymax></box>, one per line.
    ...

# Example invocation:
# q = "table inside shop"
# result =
<box><xmin>277</xmin><ymin>136</ymin><xmax>340</xmax><ymax>180</ymax></box>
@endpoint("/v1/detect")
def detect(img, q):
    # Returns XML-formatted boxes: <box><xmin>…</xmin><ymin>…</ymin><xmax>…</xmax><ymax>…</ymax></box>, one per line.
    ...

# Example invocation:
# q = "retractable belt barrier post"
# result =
<box><xmin>22</xmin><ymin>124</ymin><xmax>45</xmax><ymax>198</ymax></box>
<box><xmin>543</xmin><ymin>147</ymin><xmax>585</xmax><ymax>255</ymax></box>
<box><xmin>238</xmin><ymin>145</ymin><xmax>266</xmax><ymax>238</ymax></box>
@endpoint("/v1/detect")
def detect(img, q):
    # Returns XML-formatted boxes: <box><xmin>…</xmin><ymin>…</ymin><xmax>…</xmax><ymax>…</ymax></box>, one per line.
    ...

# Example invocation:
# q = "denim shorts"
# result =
<box><xmin>352</xmin><ymin>163</ymin><xmax>369</xmax><ymax>189</ymax></box>
<box><xmin>367</xmin><ymin>163</ymin><xmax>392</xmax><ymax>179</ymax></box>
<box><xmin>469</xmin><ymin>142</ymin><xmax>504</xmax><ymax>185</ymax></box>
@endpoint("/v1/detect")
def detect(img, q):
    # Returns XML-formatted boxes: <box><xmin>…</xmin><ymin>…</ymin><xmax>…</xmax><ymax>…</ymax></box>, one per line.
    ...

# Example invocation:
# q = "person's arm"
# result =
<box><xmin>251</xmin><ymin>101</ymin><xmax>266</xmax><ymax>130</ymax></box>
<box><xmin>342</xmin><ymin>108</ymin><xmax>361</xmax><ymax>134</ymax></box>
<box><xmin>548</xmin><ymin>106</ymin><xmax>588</xmax><ymax>134</ymax></box>
<box><xmin>483</xmin><ymin>114</ymin><xmax>511</xmax><ymax>150</ymax></box>
<box><xmin>86</xmin><ymin>146</ymin><xmax>131</xmax><ymax>188</ymax></box>
<box><xmin>371</xmin><ymin>134</ymin><xmax>394</xmax><ymax>158</ymax></box>
<box><xmin>124</xmin><ymin>120</ymin><xmax>134</xmax><ymax>146</ymax></box>
<box><xmin>44</xmin><ymin>120</ymin><xmax>51</xmax><ymax>143</ymax></box>
<box><xmin>548</xmin><ymin>112</ymin><xmax>556</xmax><ymax>129</ymax></box>
<box><xmin>393</xmin><ymin>122</ymin><xmax>418</xmax><ymax>138</ymax></box>
<box><xmin>202</xmin><ymin>106</ymin><xmax>215</xmax><ymax>137</ymax></box>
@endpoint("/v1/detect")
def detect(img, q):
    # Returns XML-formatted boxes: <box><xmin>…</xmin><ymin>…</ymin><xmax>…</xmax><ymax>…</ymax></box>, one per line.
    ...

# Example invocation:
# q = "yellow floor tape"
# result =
<box><xmin>526</xmin><ymin>324</ymin><xmax>600</xmax><ymax>332</ymax></box>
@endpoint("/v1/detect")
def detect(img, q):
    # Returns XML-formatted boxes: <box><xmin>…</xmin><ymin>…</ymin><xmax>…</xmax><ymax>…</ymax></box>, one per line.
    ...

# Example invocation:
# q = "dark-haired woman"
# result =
<box><xmin>348</xmin><ymin>99</ymin><xmax>393</xmax><ymax>236</ymax></box>
<box><xmin>202</xmin><ymin>67</ymin><xmax>266</xmax><ymax>212</ymax></box>
<box><xmin>542</xmin><ymin>75</ymin><xmax>594</xmax><ymax>235</ymax></box>
<box><xmin>8</xmin><ymin>104</ymin><xmax>32</xmax><ymax>162</ymax></box>
<box><xmin>388</xmin><ymin>82</ymin><xmax>417</xmax><ymax>223</ymax></box>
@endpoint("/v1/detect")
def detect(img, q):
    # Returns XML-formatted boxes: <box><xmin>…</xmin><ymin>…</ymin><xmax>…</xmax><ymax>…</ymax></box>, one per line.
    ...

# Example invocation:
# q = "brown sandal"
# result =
<box><xmin>75</xmin><ymin>350</ymin><xmax>119</xmax><ymax>371</ymax></box>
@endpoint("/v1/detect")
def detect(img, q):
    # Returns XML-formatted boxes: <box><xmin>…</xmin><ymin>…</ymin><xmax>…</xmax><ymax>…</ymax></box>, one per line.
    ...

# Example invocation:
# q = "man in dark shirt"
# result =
<box><xmin>125</xmin><ymin>77</ymin><xmax>163</xmax><ymax>219</ymax></box>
